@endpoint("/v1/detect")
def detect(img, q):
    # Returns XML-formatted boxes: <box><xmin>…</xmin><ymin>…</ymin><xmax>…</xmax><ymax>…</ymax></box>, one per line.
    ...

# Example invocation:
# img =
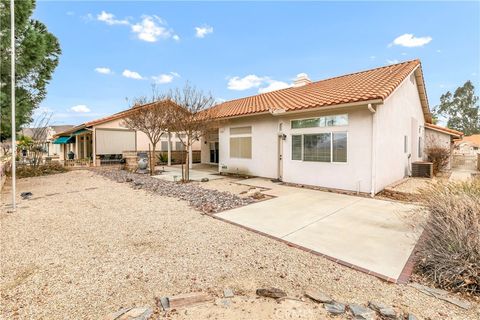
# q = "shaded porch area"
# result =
<box><xmin>153</xmin><ymin>163</ymin><xmax>220</xmax><ymax>182</ymax></box>
<box><xmin>53</xmin><ymin>129</ymin><xmax>93</xmax><ymax>166</ymax></box>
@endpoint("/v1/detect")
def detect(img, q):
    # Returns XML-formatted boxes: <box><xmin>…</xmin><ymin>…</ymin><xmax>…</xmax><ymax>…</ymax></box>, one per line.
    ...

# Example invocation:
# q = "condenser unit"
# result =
<box><xmin>412</xmin><ymin>161</ymin><xmax>433</xmax><ymax>178</ymax></box>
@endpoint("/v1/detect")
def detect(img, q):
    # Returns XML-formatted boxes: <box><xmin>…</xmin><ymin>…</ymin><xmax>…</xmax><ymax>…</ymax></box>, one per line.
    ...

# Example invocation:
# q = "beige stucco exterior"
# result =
<box><xmin>201</xmin><ymin>68</ymin><xmax>431</xmax><ymax>194</ymax></box>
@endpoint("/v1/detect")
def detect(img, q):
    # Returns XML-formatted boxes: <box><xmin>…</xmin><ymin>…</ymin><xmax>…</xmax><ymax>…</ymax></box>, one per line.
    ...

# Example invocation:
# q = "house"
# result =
<box><xmin>20</xmin><ymin>125</ymin><xmax>74</xmax><ymax>158</ymax></box>
<box><xmin>200</xmin><ymin>59</ymin><xmax>461</xmax><ymax>195</ymax></box>
<box><xmin>53</xmin><ymin>105</ymin><xmax>200</xmax><ymax>166</ymax></box>
<box><xmin>454</xmin><ymin>134</ymin><xmax>480</xmax><ymax>155</ymax></box>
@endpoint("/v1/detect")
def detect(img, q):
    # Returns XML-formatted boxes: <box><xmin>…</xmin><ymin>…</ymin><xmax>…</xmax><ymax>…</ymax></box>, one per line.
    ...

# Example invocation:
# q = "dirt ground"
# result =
<box><xmin>1</xmin><ymin>170</ymin><xmax>479</xmax><ymax>319</ymax></box>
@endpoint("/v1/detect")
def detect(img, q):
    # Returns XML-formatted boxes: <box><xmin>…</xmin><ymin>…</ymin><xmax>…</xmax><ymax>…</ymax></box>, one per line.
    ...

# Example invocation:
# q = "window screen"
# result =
<box><xmin>230</xmin><ymin>126</ymin><xmax>252</xmax><ymax>135</ymax></box>
<box><xmin>332</xmin><ymin>132</ymin><xmax>347</xmax><ymax>162</ymax></box>
<box><xmin>292</xmin><ymin>135</ymin><xmax>302</xmax><ymax>160</ymax></box>
<box><xmin>303</xmin><ymin>133</ymin><xmax>331</xmax><ymax>162</ymax></box>
<box><xmin>230</xmin><ymin>137</ymin><xmax>252</xmax><ymax>159</ymax></box>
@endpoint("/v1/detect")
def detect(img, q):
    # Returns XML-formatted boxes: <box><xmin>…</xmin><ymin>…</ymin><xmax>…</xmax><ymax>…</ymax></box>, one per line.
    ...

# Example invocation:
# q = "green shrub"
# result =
<box><xmin>157</xmin><ymin>153</ymin><xmax>168</xmax><ymax>164</ymax></box>
<box><xmin>416</xmin><ymin>180</ymin><xmax>480</xmax><ymax>295</ymax></box>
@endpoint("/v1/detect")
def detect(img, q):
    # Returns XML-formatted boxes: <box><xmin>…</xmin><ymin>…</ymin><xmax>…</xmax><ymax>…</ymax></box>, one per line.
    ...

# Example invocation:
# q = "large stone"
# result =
<box><xmin>324</xmin><ymin>302</ymin><xmax>346</xmax><ymax>315</ymax></box>
<box><xmin>368</xmin><ymin>301</ymin><xmax>397</xmax><ymax>319</ymax></box>
<box><xmin>305</xmin><ymin>289</ymin><xmax>334</xmax><ymax>304</ymax></box>
<box><xmin>104</xmin><ymin>307</ymin><xmax>152</xmax><ymax>320</ymax></box>
<box><xmin>168</xmin><ymin>292</ymin><xmax>214</xmax><ymax>309</ymax></box>
<box><xmin>256</xmin><ymin>288</ymin><xmax>287</xmax><ymax>299</ymax></box>
<box><xmin>348</xmin><ymin>304</ymin><xmax>376</xmax><ymax>320</ymax></box>
<box><xmin>223</xmin><ymin>288</ymin><xmax>234</xmax><ymax>298</ymax></box>
<box><xmin>407</xmin><ymin>314</ymin><xmax>418</xmax><ymax>320</ymax></box>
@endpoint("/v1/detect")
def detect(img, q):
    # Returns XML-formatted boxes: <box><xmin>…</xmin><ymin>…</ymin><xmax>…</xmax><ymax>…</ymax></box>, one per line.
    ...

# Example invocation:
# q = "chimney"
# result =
<box><xmin>293</xmin><ymin>73</ymin><xmax>312</xmax><ymax>87</ymax></box>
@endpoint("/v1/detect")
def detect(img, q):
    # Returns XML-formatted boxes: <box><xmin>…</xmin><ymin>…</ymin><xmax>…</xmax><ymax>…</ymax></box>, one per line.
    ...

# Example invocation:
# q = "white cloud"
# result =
<box><xmin>401</xmin><ymin>52</ymin><xmax>407</xmax><ymax>56</ymax></box>
<box><xmin>131</xmin><ymin>15</ymin><xmax>173</xmax><ymax>42</ymax></box>
<box><xmin>258</xmin><ymin>80</ymin><xmax>291</xmax><ymax>93</ymax></box>
<box><xmin>94</xmin><ymin>67</ymin><xmax>112</xmax><ymax>75</ymax></box>
<box><xmin>387</xmin><ymin>59</ymin><xmax>399</xmax><ymax>64</ymax></box>
<box><xmin>151</xmin><ymin>72</ymin><xmax>180</xmax><ymax>84</ymax></box>
<box><xmin>122</xmin><ymin>69</ymin><xmax>143</xmax><ymax>80</ymax></box>
<box><xmin>389</xmin><ymin>33</ymin><xmax>432</xmax><ymax>48</ymax></box>
<box><xmin>195</xmin><ymin>25</ymin><xmax>213</xmax><ymax>38</ymax></box>
<box><xmin>97</xmin><ymin>11</ymin><xmax>129</xmax><ymax>25</ymax></box>
<box><xmin>173</xmin><ymin>34</ymin><xmax>180</xmax><ymax>41</ymax></box>
<box><xmin>71</xmin><ymin>105</ymin><xmax>91</xmax><ymax>113</ymax></box>
<box><xmin>227</xmin><ymin>75</ymin><xmax>266</xmax><ymax>90</ymax></box>
<box><xmin>436</xmin><ymin>49</ymin><xmax>442</xmax><ymax>53</ymax></box>
<box><xmin>369</xmin><ymin>56</ymin><xmax>376</xmax><ymax>60</ymax></box>
<box><xmin>66</xmin><ymin>11</ymin><xmax>75</xmax><ymax>16</ymax></box>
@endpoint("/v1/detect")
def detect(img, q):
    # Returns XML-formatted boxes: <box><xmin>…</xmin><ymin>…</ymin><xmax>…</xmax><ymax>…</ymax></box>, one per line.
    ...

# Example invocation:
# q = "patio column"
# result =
<box><xmin>83</xmin><ymin>134</ymin><xmax>87</xmax><ymax>159</ymax></box>
<box><xmin>92</xmin><ymin>128</ymin><xmax>97</xmax><ymax>166</ymax></box>
<box><xmin>188</xmin><ymin>144</ymin><xmax>193</xmax><ymax>169</ymax></box>
<box><xmin>167</xmin><ymin>132</ymin><xmax>171</xmax><ymax>166</ymax></box>
<box><xmin>75</xmin><ymin>135</ymin><xmax>79</xmax><ymax>159</ymax></box>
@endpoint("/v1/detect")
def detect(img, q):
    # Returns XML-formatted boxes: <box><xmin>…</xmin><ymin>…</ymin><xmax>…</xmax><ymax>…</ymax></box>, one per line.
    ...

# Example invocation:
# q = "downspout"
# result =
<box><xmin>368</xmin><ymin>103</ymin><xmax>377</xmax><ymax>197</ymax></box>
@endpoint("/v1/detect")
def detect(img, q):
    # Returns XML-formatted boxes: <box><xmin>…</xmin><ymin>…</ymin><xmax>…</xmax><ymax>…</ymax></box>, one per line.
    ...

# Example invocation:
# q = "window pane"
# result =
<box><xmin>230</xmin><ymin>126</ymin><xmax>252</xmax><ymax>135</ymax></box>
<box><xmin>175</xmin><ymin>142</ymin><xmax>185</xmax><ymax>151</ymax></box>
<box><xmin>230</xmin><ymin>137</ymin><xmax>252</xmax><ymax>159</ymax></box>
<box><xmin>161</xmin><ymin>141</ymin><xmax>168</xmax><ymax>151</ymax></box>
<box><xmin>303</xmin><ymin>133</ymin><xmax>331</xmax><ymax>162</ymax></box>
<box><xmin>326</xmin><ymin>114</ymin><xmax>348</xmax><ymax>126</ymax></box>
<box><xmin>291</xmin><ymin>118</ymin><xmax>320</xmax><ymax>129</ymax></box>
<box><xmin>332</xmin><ymin>132</ymin><xmax>347</xmax><ymax>162</ymax></box>
<box><xmin>292</xmin><ymin>135</ymin><xmax>302</xmax><ymax>160</ymax></box>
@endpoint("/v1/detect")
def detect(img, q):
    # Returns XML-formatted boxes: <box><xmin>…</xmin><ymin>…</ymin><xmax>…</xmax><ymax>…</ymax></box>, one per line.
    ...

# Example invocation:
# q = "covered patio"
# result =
<box><xmin>53</xmin><ymin>129</ymin><xmax>93</xmax><ymax>166</ymax></box>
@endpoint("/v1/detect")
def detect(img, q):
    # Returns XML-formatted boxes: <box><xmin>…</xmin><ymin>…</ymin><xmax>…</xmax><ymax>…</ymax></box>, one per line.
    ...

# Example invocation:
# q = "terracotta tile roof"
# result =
<box><xmin>425</xmin><ymin>123</ymin><xmax>463</xmax><ymax>138</ymax></box>
<box><xmin>209</xmin><ymin>59</ymin><xmax>430</xmax><ymax>120</ymax></box>
<box><xmin>455</xmin><ymin>134</ymin><xmax>480</xmax><ymax>146</ymax></box>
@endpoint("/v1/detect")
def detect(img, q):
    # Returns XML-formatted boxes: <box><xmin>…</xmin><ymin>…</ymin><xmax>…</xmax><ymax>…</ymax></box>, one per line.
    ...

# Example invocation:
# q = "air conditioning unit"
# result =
<box><xmin>412</xmin><ymin>161</ymin><xmax>433</xmax><ymax>178</ymax></box>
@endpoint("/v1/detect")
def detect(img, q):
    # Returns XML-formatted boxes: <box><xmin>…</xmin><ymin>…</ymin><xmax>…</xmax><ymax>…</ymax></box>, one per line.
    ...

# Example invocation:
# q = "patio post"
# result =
<box><xmin>75</xmin><ymin>135</ymin><xmax>79</xmax><ymax>160</ymax></box>
<box><xmin>83</xmin><ymin>134</ymin><xmax>87</xmax><ymax>160</ymax></box>
<box><xmin>167</xmin><ymin>132</ymin><xmax>171</xmax><ymax>166</ymax></box>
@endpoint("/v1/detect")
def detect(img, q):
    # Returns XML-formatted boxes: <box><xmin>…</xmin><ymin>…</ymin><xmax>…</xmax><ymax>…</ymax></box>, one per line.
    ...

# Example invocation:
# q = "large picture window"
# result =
<box><xmin>291</xmin><ymin>132</ymin><xmax>347</xmax><ymax>163</ymax></box>
<box><xmin>291</xmin><ymin>114</ymin><xmax>348</xmax><ymax>129</ymax></box>
<box><xmin>230</xmin><ymin>126</ymin><xmax>252</xmax><ymax>159</ymax></box>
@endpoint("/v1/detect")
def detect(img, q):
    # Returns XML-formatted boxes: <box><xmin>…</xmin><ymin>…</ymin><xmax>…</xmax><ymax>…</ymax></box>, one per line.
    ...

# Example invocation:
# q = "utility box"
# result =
<box><xmin>412</xmin><ymin>161</ymin><xmax>433</xmax><ymax>178</ymax></box>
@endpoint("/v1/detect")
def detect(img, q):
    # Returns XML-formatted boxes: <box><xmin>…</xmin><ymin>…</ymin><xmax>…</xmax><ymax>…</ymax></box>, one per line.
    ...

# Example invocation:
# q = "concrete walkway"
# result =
<box><xmin>216</xmin><ymin>178</ymin><xmax>422</xmax><ymax>281</ymax></box>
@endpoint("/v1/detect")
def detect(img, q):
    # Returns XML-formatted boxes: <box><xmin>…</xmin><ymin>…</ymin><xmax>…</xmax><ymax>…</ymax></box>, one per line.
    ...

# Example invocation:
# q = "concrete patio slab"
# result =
<box><xmin>153</xmin><ymin>166</ymin><xmax>223</xmax><ymax>182</ymax></box>
<box><xmin>216</xmin><ymin>179</ymin><xmax>422</xmax><ymax>281</ymax></box>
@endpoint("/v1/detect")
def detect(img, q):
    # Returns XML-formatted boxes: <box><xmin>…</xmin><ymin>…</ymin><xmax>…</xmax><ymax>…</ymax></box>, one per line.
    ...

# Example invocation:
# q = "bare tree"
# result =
<box><xmin>27</xmin><ymin>112</ymin><xmax>52</xmax><ymax>169</ymax></box>
<box><xmin>168</xmin><ymin>83</ymin><xmax>219</xmax><ymax>181</ymax></box>
<box><xmin>122</xmin><ymin>90</ymin><xmax>176</xmax><ymax>175</ymax></box>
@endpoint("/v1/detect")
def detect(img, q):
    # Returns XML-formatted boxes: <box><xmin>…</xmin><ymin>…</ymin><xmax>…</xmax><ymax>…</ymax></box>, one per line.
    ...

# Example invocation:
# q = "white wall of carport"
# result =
<box><xmin>374</xmin><ymin>70</ymin><xmax>426</xmax><ymax>192</ymax></box>
<box><xmin>425</xmin><ymin>128</ymin><xmax>453</xmax><ymax>169</ymax></box>
<box><xmin>280</xmin><ymin>108</ymin><xmax>373</xmax><ymax>193</ymax></box>
<box><xmin>218</xmin><ymin>115</ymin><xmax>279</xmax><ymax>178</ymax></box>
<box><xmin>93</xmin><ymin>118</ymin><xmax>201</xmax><ymax>151</ymax></box>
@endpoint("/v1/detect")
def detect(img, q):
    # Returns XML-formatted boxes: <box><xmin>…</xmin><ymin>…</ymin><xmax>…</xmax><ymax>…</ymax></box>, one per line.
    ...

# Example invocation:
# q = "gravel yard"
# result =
<box><xmin>1</xmin><ymin>170</ymin><xmax>479</xmax><ymax>319</ymax></box>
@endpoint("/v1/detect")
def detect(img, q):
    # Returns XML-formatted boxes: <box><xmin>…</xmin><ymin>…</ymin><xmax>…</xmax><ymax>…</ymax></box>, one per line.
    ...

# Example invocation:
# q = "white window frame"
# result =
<box><xmin>291</xmin><ymin>131</ymin><xmax>348</xmax><ymax>164</ymax></box>
<box><xmin>229</xmin><ymin>126</ymin><xmax>252</xmax><ymax>159</ymax></box>
<box><xmin>290</xmin><ymin>114</ymin><xmax>349</xmax><ymax>129</ymax></box>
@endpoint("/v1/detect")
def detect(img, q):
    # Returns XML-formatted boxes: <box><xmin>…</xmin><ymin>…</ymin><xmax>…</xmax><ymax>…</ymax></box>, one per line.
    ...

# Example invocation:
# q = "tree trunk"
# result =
<box><xmin>150</xmin><ymin>143</ymin><xmax>156</xmax><ymax>175</ymax></box>
<box><xmin>185</xmin><ymin>147</ymin><xmax>190</xmax><ymax>181</ymax></box>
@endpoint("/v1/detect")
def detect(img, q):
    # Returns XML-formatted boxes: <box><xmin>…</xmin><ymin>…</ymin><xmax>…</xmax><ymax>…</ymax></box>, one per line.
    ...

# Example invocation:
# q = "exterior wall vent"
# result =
<box><xmin>412</xmin><ymin>161</ymin><xmax>433</xmax><ymax>178</ymax></box>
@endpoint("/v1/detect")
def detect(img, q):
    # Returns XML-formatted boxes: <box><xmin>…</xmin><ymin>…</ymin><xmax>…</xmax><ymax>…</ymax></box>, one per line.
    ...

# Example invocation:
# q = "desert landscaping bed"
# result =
<box><xmin>1</xmin><ymin>170</ymin><xmax>479</xmax><ymax>319</ymax></box>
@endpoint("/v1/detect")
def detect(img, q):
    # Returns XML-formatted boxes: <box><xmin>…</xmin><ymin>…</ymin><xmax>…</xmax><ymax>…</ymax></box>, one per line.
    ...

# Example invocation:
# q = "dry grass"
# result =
<box><xmin>416</xmin><ymin>179</ymin><xmax>480</xmax><ymax>295</ymax></box>
<box><xmin>12</xmin><ymin>162</ymin><xmax>69</xmax><ymax>179</ymax></box>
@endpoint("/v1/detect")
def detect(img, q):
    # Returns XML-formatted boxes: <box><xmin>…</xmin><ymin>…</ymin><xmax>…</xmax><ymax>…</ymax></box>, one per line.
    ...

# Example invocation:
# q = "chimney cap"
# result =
<box><xmin>293</xmin><ymin>73</ymin><xmax>312</xmax><ymax>87</ymax></box>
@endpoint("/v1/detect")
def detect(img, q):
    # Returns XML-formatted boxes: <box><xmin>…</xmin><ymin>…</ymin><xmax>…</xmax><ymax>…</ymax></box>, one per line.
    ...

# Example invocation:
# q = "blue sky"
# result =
<box><xmin>33</xmin><ymin>1</ymin><xmax>480</xmax><ymax>126</ymax></box>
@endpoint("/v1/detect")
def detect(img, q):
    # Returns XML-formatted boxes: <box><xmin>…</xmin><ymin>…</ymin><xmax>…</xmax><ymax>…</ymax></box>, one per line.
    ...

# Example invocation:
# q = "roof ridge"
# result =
<box><xmin>214</xmin><ymin>59</ymin><xmax>421</xmax><ymax>107</ymax></box>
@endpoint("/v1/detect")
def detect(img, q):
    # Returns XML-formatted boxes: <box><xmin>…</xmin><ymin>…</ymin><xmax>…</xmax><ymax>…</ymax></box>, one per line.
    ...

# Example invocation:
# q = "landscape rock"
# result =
<box><xmin>200</xmin><ymin>178</ymin><xmax>209</xmax><ymax>182</ymax></box>
<box><xmin>256</xmin><ymin>288</ymin><xmax>287</xmax><ymax>299</ymax></box>
<box><xmin>223</xmin><ymin>288</ymin><xmax>234</xmax><ymax>298</ymax></box>
<box><xmin>168</xmin><ymin>292</ymin><xmax>213</xmax><ymax>309</ymax></box>
<box><xmin>94</xmin><ymin>169</ymin><xmax>254</xmax><ymax>213</ymax></box>
<box><xmin>20</xmin><ymin>192</ymin><xmax>32</xmax><ymax>200</ymax></box>
<box><xmin>324</xmin><ymin>302</ymin><xmax>346</xmax><ymax>315</ymax></box>
<box><xmin>348</xmin><ymin>303</ymin><xmax>376</xmax><ymax>320</ymax></box>
<box><xmin>104</xmin><ymin>307</ymin><xmax>152</xmax><ymax>320</ymax></box>
<box><xmin>304</xmin><ymin>289</ymin><xmax>334</xmax><ymax>303</ymax></box>
<box><xmin>368</xmin><ymin>301</ymin><xmax>397</xmax><ymax>318</ymax></box>
<box><xmin>407</xmin><ymin>314</ymin><xmax>418</xmax><ymax>320</ymax></box>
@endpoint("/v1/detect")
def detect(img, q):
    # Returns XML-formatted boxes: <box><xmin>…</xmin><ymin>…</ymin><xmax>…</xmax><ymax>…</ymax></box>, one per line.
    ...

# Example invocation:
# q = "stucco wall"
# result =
<box><xmin>374</xmin><ymin>70</ymin><xmax>426</xmax><ymax>192</ymax></box>
<box><xmin>425</xmin><ymin>128</ymin><xmax>452</xmax><ymax>169</ymax></box>
<box><xmin>218</xmin><ymin>115</ymin><xmax>279</xmax><ymax>178</ymax></box>
<box><xmin>281</xmin><ymin>108</ymin><xmax>373</xmax><ymax>193</ymax></box>
<box><xmin>93</xmin><ymin>118</ymin><xmax>200</xmax><ymax>152</ymax></box>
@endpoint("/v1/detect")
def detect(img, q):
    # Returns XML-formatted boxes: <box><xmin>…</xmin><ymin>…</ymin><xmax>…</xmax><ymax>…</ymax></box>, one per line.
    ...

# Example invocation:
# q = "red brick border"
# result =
<box><xmin>212</xmin><ymin>214</ymin><xmax>421</xmax><ymax>284</ymax></box>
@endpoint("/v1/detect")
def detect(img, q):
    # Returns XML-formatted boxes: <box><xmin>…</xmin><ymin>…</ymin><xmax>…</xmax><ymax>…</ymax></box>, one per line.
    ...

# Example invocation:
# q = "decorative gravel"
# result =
<box><xmin>95</xmin><ymin>169</ymin><xmax>254</xmax><ymax>213</ymax></box>
<box><xmin>1</xmin><ymin>171</ymin><xmax>478</xmax><ymax>319</ymax></box>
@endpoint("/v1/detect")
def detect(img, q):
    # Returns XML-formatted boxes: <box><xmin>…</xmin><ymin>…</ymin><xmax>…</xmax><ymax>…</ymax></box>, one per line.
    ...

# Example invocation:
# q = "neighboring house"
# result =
<box><xmin>53</xmin><ymin>107</ymin><xmax>200</xmax><ymax>165</ymax></box>
<box><xmin>455</xmin><ymin>134</ymin><xmax>480</xmax><ymax>155</ymax></box>
<box><xmin>199</xmin><ymin>59</ymin><xmax>460</xmax><ymax>195</ymax></box>
<box><xmin>20</xmin><ymin>125</ymin><xmax>74</xmax><ymax>157</ymax></box>
<box><xmin>424</xmin><ymin>123</ymin><xmax>463</xmax><ymax>170</ymax></box>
